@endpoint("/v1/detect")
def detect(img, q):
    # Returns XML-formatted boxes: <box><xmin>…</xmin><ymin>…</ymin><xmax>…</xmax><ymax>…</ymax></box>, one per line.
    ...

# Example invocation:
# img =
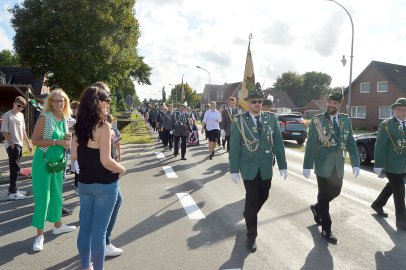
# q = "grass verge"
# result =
<box><xmin>120</xmin><ymin>113</ymin><xmax>153</xmax><ymax>144</ymax></box>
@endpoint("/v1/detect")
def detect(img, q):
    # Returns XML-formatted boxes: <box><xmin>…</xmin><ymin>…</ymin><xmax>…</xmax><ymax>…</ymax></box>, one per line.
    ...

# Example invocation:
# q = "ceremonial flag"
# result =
<box><xmin>239</xmin><ymin>34</ymin><xmax>255</xmax><ymax>111</ymax></box>
<box><xmin>181</xmin><ymin>74</ymin><xmax>185</xmax><ymax>103</ymax></box>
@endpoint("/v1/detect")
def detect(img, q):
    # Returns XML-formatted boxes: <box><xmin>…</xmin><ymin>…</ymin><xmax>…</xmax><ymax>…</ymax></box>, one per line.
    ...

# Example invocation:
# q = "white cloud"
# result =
<box><xmin>3</xmin><ymin>0</ymin><xmax>406</xmax><ymax>102</ymax></box>
<box><xmin>0</xmin><ymin>27</ymin><xmax>13</xmax><ymax>50</ymax></box>
<box><xmin>133</xmin><ymin>0</ymin><xmax>406</xmax><ymax>102</ymax></box>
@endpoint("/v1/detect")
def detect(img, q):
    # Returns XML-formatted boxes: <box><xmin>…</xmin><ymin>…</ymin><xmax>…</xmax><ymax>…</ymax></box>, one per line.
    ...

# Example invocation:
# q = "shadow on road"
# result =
<box><xmin>373</xmin><ymin>215</ymin><xmax>406</xmax><ymax>270</ymax></box>
<box><xmin>300</xmin><ymin>224</ymin><xmax>333</xmax><ymax>270</ymax></box>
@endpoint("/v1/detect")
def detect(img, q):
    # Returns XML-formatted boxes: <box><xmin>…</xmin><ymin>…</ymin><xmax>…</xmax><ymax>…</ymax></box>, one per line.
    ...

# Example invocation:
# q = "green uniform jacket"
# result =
<box><xmin>172</xmin><ymin>111</ymin><xmax>191</xmax><ymax>137</ymax></box>
<box><xmin>229</xmin><ymin>111</ymin><xmax>287</xmax><ymax>180</ymax></box>
<box><xmin>303</xmin><ymin>112</ymin><xmax>359</xmax><ymax>178</ymax></box>
<box><xmin>374</xmin><ymin>117</ymin><xmax>406</xmax><ymax>174</ymax></box>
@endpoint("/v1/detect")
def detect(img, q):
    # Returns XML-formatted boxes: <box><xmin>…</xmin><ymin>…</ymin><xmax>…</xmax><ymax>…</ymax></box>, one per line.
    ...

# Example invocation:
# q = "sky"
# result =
<box><xmin>1</xmin><ymin>0</ymin><xmax>406</xmax><ymax>101</ymax></box>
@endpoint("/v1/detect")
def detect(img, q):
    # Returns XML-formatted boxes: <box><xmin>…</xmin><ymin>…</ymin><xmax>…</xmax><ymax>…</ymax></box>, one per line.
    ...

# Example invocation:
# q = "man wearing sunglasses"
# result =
<box><xmin>1</xmin><ymin>96</ymin><xmax>33</xmax><ymax>200</ymax></box>
<box><xmin>229</xmin><ymin>83</ymin><xmax>288</xmax><ymax>252</ymax></box>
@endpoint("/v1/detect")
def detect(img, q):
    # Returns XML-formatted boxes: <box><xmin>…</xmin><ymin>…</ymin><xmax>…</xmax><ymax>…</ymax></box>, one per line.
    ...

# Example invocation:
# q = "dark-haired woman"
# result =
<box><xmin>71</xmin><ymin>86</ymin><xmax>126</xmax><ymax>270</ymax></box>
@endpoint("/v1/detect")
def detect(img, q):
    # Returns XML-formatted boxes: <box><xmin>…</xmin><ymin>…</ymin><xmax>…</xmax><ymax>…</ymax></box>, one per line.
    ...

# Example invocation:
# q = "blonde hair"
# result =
<box><xmin>43</xmin><ymin>89</ymin><xmax>72</xmax><ymax>118</ymax></box>
<box><xmin>15</xmin><ymin>96</ymin><xmax>27</xmax><ymax>105</ymax></box>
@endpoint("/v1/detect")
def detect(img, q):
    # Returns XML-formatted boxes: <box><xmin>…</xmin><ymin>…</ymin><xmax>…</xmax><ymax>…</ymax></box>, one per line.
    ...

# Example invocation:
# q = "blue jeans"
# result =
<box><xmin>77</xmin><ymin>181</ymin><xmax>118</xmax><ymax>270</ymax></box>
<box><xmin>106</xmin><ymin>186</ymin><xmax>122</xmax><ymax>245</ymax></box>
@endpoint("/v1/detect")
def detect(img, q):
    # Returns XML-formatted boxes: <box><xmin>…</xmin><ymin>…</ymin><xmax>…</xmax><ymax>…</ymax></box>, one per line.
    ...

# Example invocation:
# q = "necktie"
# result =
<box><xmin>333</xmin><ymin>116</ymin><xmax>339</xmax><ymax>134</ymax></box>
<box><xmin>403</xmin><ymin>121</ymin><xmax>406</xmax><ymax>132</ymax></box>
<box><xmin>255</xmin><ymin>116</ymin><xmax>262</xmax><ymax>135</ymax></box>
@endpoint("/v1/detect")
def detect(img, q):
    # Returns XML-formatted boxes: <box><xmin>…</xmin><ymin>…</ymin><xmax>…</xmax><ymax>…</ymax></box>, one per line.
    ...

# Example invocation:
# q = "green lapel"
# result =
<box><xmin>393</xmin><ymin>117</ymin><xmax>406</xmax><ymax>137</ymax></box>
<box><xmin>243</xmin><ymin>112</ymin><xmax>260</xmax><ymax>139</ymax></box>
<box><xmin>323</xmin><ymin>112</ymin><xmax>339</xmax><ymax>141</ymax></box>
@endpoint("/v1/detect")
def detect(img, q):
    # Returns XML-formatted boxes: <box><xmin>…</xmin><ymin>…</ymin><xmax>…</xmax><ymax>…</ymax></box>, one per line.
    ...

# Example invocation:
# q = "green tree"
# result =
<box><xmin>162</xmin><ymin>86</ymin><xmax>166</xmax><ymax>102</ymax></box>
<box><xmin>130</xmin><ymin>56</ymin><xmax>152</xmax><ymax>85</ymax></box>
<box><xmin>10</xmin><ymin>0</ymin><xmax>150</xmax><ymax>99</ymax></box>
<box><xmin>273</xmin><ymin>71</ymin><xmax>332</xmax><ymax>107</ymax></box>
<box><xmin>273</xmin><ymin>71</ymin><xmax>303</xmax><ymax>105</ymax></box>
<box><xmin>302</xmin><ymin>71</ymin><xmax>331</xmax><ymax>102</ymax></box>
<box><xmin>0</xmin><ymin>49</ymin><xmax>20</xmax><ymax>66</ymax></box>
<box><xmin>167</xmin><ymin>83</ymin><xmax>200</xmax><ymax>108</ymax></box>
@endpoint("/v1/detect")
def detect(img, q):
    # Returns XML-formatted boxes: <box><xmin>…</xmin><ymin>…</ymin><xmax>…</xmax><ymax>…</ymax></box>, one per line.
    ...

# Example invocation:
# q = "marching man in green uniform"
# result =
<box><xmin>229</xmin><ymin>84</ymin><xmax>288</xmax><ymax>252</ymax></box>
<box><xmin>371</xmin><ymin>98</ymin><xmax>406</xmax><ymax>230</ymax></box>
<box><xmin>172</xmin><ymin>104</ymin><xmax>191</xmax><ymax>160</ymax></box>
<box><xmin>303</xmin><ymin>89</ymin><xmax>360</xmax><ymax>244</ymax></box>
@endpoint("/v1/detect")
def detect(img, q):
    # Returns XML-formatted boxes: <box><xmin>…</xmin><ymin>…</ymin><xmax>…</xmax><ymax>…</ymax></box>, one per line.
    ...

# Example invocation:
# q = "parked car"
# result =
<box><xmin>354</xmin><ymin>132</ymin><xmax>377</xmax><ymax>165</ymax></box>
<box><xmin>277</xmin><ymin>113</ymin><xmax>307</xmax><ymax>145</ymax></box>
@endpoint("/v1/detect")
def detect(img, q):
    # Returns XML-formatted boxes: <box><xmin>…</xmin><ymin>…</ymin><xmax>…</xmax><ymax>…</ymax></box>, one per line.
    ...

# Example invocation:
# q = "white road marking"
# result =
<box><xmin>176</xmin><ymin>193</ymin><xmax>206</xmax><ymax>220</ymax></box>
<box><xmin>163</xmin><ymin>166</ymin><xmax>178</xmax><ymax>178</ymax></box>
<box><xmin>155</xmin><ymin>152</ymin><xmax>165</xmax><ymax>159</ymax></box>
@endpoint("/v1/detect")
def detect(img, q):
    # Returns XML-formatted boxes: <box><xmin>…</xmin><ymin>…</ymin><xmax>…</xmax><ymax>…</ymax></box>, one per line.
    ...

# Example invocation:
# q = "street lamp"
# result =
<box><xmin>326</xmin><ymin>0</ymin><xmax>354</xmax><ymax>116</ymax></box>
<box><xmin>196</xmin><ymin>65</ymin><xmax>211</xmax><ymax>103</ymax></box>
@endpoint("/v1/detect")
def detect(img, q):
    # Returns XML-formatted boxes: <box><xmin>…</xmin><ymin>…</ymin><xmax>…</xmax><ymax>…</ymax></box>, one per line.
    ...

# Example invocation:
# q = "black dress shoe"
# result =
<box><xmin>321</xmin><ymin>230</ymin><xmax>337</xmax><ymax>244</ymax></box>
<box><xmin>371</xmin><ymin>204</ymin><xmax>388</xmax><ymax>218</ymax></box>
<box><xmin>209</xmin><ymin>154</ymin><xmax>212</xmax><ymax>160</ymax></box>
<box><xmin>246</xmin><ymin>239</ymin><xmax>257</xmax><ymax>252</ymax></box>
<box><xmin>310</xmin><ymin>205</ymin><xmax>322</xmax><ymax>225</ymax></box>
<box><xmin>181</xmin><ymin>157</ymin><xmax>187</xmax><ymax>160</ymax></box>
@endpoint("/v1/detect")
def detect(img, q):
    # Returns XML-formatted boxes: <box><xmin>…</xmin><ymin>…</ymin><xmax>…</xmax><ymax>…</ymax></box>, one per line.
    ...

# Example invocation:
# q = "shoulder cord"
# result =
<box><xmin>234</xmin><ymin>116</ymin><xmax>259</xmax><ymax>152</ymax></box>
<box><xmin>226</xmin><ymin>108</ymin><xmax>233</xmax><ymax>122</ymax></box>
<box><xmin>313</xmin><ymin>116</ymin><xmax>333</xmax><ymax>147</ymax></box>
<box><xmin>384</xmin><ymin>124</ymin><xmax>406</xmax><ymax>153</ymax></box>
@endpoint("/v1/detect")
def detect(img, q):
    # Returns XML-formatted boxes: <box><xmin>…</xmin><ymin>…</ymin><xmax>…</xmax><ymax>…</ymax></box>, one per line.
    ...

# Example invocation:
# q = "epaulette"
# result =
<box><xmin>382</xmin><ymin>118</ymin><xmax>391</xmax><ymax>124</ymax></box>
<box><xmin>313</xmin><ymin>113</ymin><xmax>324</xmax><ymax>120</ymax></box>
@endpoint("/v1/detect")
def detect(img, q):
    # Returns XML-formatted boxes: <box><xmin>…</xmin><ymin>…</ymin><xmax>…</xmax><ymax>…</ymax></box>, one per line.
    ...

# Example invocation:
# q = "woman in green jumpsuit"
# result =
<box><xmin>31</xmin><ymin>89</ymin><xmax>76</xmax><ymax>252</ymax></box>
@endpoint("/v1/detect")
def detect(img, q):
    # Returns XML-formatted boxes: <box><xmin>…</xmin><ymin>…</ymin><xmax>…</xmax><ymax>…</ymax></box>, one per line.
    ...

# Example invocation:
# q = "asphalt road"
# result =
<box><xmin>0</xmin><ymin>135</ymin><xmax>405</xmax><ymax>270</ymax></box>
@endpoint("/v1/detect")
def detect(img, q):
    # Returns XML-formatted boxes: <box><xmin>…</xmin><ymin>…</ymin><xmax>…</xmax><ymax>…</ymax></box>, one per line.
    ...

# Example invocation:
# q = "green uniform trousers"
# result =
<box><xmin>31</xmin><ymin>148</ymin><xmax>63</xmax><ymax>229</ymax></box>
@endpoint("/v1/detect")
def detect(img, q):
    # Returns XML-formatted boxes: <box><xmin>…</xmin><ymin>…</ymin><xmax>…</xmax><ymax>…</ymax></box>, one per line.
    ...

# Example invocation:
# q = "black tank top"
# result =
<box><xmin>78</xmin><ymin>145</ymin><xmax>119</xmax><ymax>184</ymax></box>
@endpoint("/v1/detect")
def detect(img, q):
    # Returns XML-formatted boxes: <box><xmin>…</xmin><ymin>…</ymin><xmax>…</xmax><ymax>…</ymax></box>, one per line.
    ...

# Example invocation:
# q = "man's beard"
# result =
<box><xmin>327</xmin><ymin>106</ymin><xmax>338</xmax><ymax>115</ymax></box>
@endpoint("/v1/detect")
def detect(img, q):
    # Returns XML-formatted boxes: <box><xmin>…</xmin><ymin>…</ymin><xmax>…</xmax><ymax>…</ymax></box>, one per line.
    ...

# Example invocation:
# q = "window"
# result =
<box><xmin>216</xmin><ymin>90</ymin><xmax>223</xmax><ymax>100</ymax></box>
<box><xmin>204</xmin><ymin>92</ymin><xmax>208</xmax><ymax>99</ymax></box>
<box><xmin>377</xmin><ymin>81</ymin><xmax>388</xmax><ymax>92</ymax></box>
<box><xmin>360</xmin><ymin>82</ymin><xmax>370</xmax><ymax>93</ymax></box>
<box><xmin>351</xmin><ymin>106</ymin><xmax>366</xmax><ymax>119</ymax></box>
<box><xmin>379</xmin><ymin>106</ymin><xmax>393</xmax><ymax>119</ymax></box>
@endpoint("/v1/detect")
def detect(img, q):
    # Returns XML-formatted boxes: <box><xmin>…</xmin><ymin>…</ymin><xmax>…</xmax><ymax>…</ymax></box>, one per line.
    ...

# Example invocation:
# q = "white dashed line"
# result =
<box><xmin>163</xmin><ymin>166</ymin><xmax>178</xmax><ymax>178</ymax></box>
<box><xmin>176</xmin><ymin>193</ymin><xmax>206</xmax><ymax>220</ymax></box>
<box><xmin>155</xmin><ymin>152</ymin><xmax>165</xmax><ymax>159</ymax></box>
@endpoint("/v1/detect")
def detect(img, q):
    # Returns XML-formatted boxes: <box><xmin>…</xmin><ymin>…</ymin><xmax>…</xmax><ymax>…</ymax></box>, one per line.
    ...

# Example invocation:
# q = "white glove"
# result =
<box><xmin>303</xmin><ymin>169</ymin><xmax>311</xmax><ymax>179</ymax></box>
<box><xmin>220</xmin><ymin>129</ymin><xmax>226</xmax><ymax>140</ymax></box>
<box><xmin>279</xmin><ymin>169</ymin><xmax>288</xmax><ymax>180</ymax></box>
<box><xmin>230</xmin><ymin>173</ymin><xmax>240</xmax><ymax>184</ymax></box>
<box><xmin>374</xmin><ymin>168</ymin><xmax>382</xmax><ymax>176</ymax></box>
<box><xmin>352</xmin><ymin>167</ymin><xmax>360</xmax><ymax>178</ymax></box>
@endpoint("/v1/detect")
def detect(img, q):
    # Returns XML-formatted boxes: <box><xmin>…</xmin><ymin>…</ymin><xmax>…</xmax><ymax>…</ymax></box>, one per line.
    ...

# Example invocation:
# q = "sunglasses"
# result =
<box><xmin>17</xmin><ymin>104</ymin><xmax>25</xmax><ymax>109</ymax></box>
<box><xmin>53</xmin><ymin>99</ymin><xmax>65</xmax><ymax>104</ymax></box>
<box><xmin>250</xmin><ymin>99</ymin><xmax>263</xmax><ymax>104</ymax></box>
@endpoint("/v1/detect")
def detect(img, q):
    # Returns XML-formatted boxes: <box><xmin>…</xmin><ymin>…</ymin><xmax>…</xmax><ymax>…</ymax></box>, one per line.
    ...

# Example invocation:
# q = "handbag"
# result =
<box><xmin>43</xmin><ymin>153</ymin><xmax>67</xmax><ymax>174</ymax></box>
